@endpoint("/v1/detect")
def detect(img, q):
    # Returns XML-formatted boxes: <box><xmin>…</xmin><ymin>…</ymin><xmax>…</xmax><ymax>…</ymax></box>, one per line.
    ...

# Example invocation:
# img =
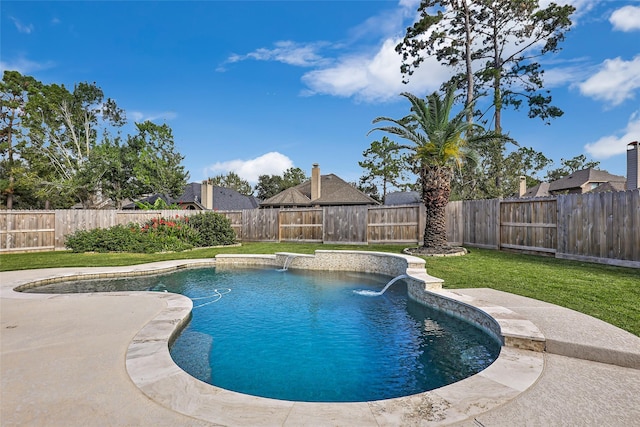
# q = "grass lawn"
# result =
<box><xmin>1</xmin><ymin>243</ymin><xmax>638</xmax><ymax>336</ymax></box>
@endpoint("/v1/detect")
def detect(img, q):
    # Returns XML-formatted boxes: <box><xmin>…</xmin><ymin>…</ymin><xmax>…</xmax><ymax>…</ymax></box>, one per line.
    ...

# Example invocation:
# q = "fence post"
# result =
<box><xmin>496</xmin><ymin>198</ymin><xmax>502</xmax><ymax>250</ymax></box>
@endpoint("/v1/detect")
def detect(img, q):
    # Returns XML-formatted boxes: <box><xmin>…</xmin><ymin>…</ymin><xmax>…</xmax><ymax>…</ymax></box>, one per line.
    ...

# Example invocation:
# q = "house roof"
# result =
<box><xmin>589</xmin><ymin>181</ymin><xmax>627</xmax><ymax>193</ymax></box>
<box><xmin>261</xmin><ymin>187</ymin><xmax>312</xmax><ymax>206</ymax></box>
<box><xmin>384</xmin><ymin>191</ymin><xmax>421</xmax><ymax>205</ymax></box>
<box><xmin>175</xmin><ymin>182</ymin><xmax>204</xmax><ymax>206</ymax></box>
<box><xmin>122</xmin><ymin>193</ymin><xmax>174</xmax><ymax>209</ymax></box>
<box><xmin>548</xmin><ymin>168</ymin><xmax>626</xmax><ymax>193</ymax></box>
<box><xmin>210</xmin><ymin>186</ymin><xmax>260</xmax><ymax>210</ymax></box>
<box><xmin>521</xmin><ymin>182</ymin><xmax>550</xmax><ymax>198</ymax></box>
<box><xmin>123</xmin><ymin>182</ymin><xmax>259</xmax><ymax>210</ymax></box>
<box><xmin>261</xmin><ymin>174</ymin><xmax>378</xmax><ymax>207</ymax></box>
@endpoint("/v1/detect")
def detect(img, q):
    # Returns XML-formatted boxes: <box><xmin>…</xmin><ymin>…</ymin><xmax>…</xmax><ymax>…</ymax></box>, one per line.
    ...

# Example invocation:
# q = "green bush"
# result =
<box><xmin>65</xmin><ymin>219</ymin><xmax>196</xmax><ymax>253</ymax></box>
<box><xmin>188</xmin><ymin>212</ymin><xmax>236</xmax><ymax>247</ymax></box>
<box><xmin>64</xmin><ymin>213</ymin><xmax>236</xmax><ymax>253</ymax></box>
<box><xmin>65</xmin><ymin>225</ymin><xmax>147</xmax><ymax>253</ymax></box>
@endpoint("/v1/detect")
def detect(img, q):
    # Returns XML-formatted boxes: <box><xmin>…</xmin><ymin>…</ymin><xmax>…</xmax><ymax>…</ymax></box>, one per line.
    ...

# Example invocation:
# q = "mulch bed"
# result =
<box><xmin>403</xmin><ymin>246</ymin><xmax>468</xmax><ymax>257</ymax></box>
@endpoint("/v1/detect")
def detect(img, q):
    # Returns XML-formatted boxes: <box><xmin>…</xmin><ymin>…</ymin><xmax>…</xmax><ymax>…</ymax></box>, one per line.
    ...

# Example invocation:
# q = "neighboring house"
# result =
<box><xmin>123</xmin><ymin>182</ymin><xmax>260</xmax><ymax>210</ymax></box>
<box><xmin>384</xmin><ymin>191</ymin><xmax>421</xmax><ymax>206</ymax></box>
<box><xmin>547</xmin><ymin>168</ymin><xmax>626</xmax><ymax>195</ymax></box>
<box><xmin>520</xmin><ymin>182</ymin><xmax>550</xmax><ymax>198</ymax></box>
<box><xmin>261</xmin><ymin>164</ymin><xmax>378</xmax><ymax>208</ymax></box>
<box><xmin>122</xmin><ymin>193</ymin><xmax>175</xmax><ymax>209</ymax></box>
<box><xmin>589</xmin><ymin>181</ymin><xmax>628</xmax><ymax>193</ymax></box>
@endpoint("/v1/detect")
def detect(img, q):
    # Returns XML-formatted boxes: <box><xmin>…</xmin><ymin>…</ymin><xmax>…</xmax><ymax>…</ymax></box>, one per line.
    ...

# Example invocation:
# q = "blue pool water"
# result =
<box><xmin>165</xmin><ymin>267</ymin><xmax>500</xmax><ymax>402</ymax></box>
<box><xmin>24</xmin><ymin>267</ymin><xmax>501</xmax><ymax>402</ymax></box>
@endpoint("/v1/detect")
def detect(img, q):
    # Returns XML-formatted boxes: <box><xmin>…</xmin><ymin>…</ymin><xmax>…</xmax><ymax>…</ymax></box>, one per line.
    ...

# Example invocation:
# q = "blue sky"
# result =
<box><xmin>2</xmin><ymin>0</ymin><xmax>639</xmax><ymax>188</ymax></box>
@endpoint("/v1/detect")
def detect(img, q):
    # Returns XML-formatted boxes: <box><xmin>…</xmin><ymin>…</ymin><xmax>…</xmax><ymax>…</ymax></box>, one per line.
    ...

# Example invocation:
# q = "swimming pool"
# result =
<box><xmin>25</xmin><ymin>265</ymin><xmax>501</xmax><ymax>402</ymax></box>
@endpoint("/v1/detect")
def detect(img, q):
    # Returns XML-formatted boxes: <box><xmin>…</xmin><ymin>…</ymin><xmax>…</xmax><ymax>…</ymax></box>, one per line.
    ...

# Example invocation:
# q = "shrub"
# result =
<box><xmin>188</xmin><ymin>212</ymin><xmax>236</xmax><ymax>247</ymax></box>
<box><xmin>65</xmin><ymin>217</ymin><xmax>198</xmax><ymax>253</ymax></box>
<box><xmin>140</xmin><ymin>216</ymin><xmax>200</xmax><ymax>247</ymax></box>
<box><xmin>64</xmin><ymin>213</ymin><xmax>236</xmax><ymax>253</ymax></box>
<box><xmin>65</xmin><ymin>225</ymin><xmax>146</xmax><ymax>253</ymax></box>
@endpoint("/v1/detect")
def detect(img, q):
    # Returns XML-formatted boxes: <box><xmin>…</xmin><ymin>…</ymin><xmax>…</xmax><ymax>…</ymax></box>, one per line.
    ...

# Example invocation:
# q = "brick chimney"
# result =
<box><xmin>519</xmin><ymin>175</ymin><xmax>527</xmax><ymax>197</ymax></box>
<box><xmin>627</xmin><ymin>141</ymin><xmax>639</xmax><ymax>190</ymax></box>
<box><xmin>201</xmin><ymin>180</ymin><xmax>214</xmax><ymax>210</ymax></box>
<box><xmin>311</xmin><ymin>163</ymin><xmax>321</xmax><ymax>201</ymax></box>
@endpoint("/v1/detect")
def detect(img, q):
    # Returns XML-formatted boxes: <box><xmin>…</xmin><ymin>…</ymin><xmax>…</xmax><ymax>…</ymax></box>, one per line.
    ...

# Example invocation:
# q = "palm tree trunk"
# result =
<box><xmin>421</xmin><ymin>165</ymin><xmax>452</xmax><ymax>248</ymax></box>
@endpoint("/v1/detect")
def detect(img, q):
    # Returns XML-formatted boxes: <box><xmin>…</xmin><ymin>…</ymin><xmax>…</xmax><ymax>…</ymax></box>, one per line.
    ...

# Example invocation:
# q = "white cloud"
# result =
<box><xmin>205</xmin><ymin>152</ymin><xmax>294</xmax><ymax>184</ymax></box>
<box><xmin>542</xmin><ymin>63</ymin><xmax>593</xmax><ymax>88</ymax></box>
<box><xmin>578</xmin><ymin>55</ymin><xmax>640</xmax><ymax>106</ymax></box>
<box><xmin>348</xmin><ymin>0</ymin><xmax>416</xmax><ymax>41</ymax></box>
<box><xmin>0</xmin><ymin>56</ymin><xmax>54</xmax><ymax>74</ymax></box>
<box><xmin>222</xmin><ymin>41</ymin><xmax>331</xmax><ymax>69</ymax></box>
<box><xmin>11</xmin><ymin>17</ymin><xmax>34</xmax><ymax>34</ymax></box>
<box><xmin>130</xmin><ymin>111</ymin><xmax>177</xmax><ymax>122</ymax></box>
<box><xmin>585</xmin><ymin>111</ymin><xmax>640</xmax><ymax>159</ymax></box>
<box><xmin>219</xmin><ymin>0</ymin><xmax>599</xmax><ymax>104</ymax></box>
<box><xmin>610</xmin><ymin>5</ymin><xmax>640</xmax><ymax>32</ymax></box>
<box><xmin>301</xmin><ymin>38</ymin><xmax>450</xmax><ymax>103</ymax></box>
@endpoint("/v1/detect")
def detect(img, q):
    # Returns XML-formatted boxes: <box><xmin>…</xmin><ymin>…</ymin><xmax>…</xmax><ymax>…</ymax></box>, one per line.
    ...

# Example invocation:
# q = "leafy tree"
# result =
<box><xmin>77</xmin><ymin>134</ymin><xmax>130</xmax><ymax>209</ymax></box>
<box><xmin>503</xmin><ymin>147</ymin><xmax>552</xmax><ymax>191</ymax></box>
<box><xmin>134</xmin><ymin>198</ymin><xmax>181</xmax><ymax>210</ymax></box>
<box><xmin>397</xmin><ymin>0</ymin><xmax>477</xmax><ymax>124</ymax></box>
<box><xmin>370</xmin><ymin>87</ymin><xmax>503</xmax><ymax>249</ymax></box>
<box><xmin>1</xmin><ymin>72</ymin><xmax>189</xmax><ymax>209</ymax></box>
<box><xmin>397</xmin><ymin>0</ymin><xmax>573</xmax><ymax>199</ymax></box>
<box><xmin>359</xmin><ymin>136</ymin><xmax>410</xmax><ymax>203</ymax></box>
<box><xmin>254</xmin><ymin>167</ymin><xmax>308</xmax><ymax>200</ymax></box>
<box><xmin>282</xmin><ymin>167</ymin><xmax>307</xmax><ymax>188</ymax></box>
<box><xmin>545</xmin><ymin>155</ymin><xmax>600</xmax><ymax>182</ymax></box>
<box><xmin>255</xmin><ymin>174</ymin><xmax>283</xmax><ymax>200</ymax></box>
<box><xmin>16</xmin><ymin>78</ymin><xmax>126</xmax><ymax>207</ymax></box>
<box><xmin>0</xmin><ymin>71</ymin><xmax>40</xmax><ymax>208</ymax></box>
<box><xmin>207</xmin><ymin>171</ymin><xmax>253</xmax><ymax>196</ymax></box>
<box><xmin>451</xmin><ymin>145</ymin><xmax>551</xmax><ymax>200</ymax></box>
<box><xmin>355</xmin><ymin>180</ymin><xmax>381</xmax><ymax>203</ymax></box>
<box><xmin>397</xmin><ymin>0</ymin><xmax>575</xmax><ymax>132</ymax></box>
<box><xmin>128</xmin><ymin>121</ymin><xmax>189</xmax><ymax>199</ymax></box>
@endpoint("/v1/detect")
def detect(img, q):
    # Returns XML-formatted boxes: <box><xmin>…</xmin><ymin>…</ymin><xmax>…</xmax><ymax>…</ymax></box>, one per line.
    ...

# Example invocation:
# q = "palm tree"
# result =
<box><xmin>370</xmin><ymin>86</ymin><xmax>499</xmax><ymax>250</ymax></box>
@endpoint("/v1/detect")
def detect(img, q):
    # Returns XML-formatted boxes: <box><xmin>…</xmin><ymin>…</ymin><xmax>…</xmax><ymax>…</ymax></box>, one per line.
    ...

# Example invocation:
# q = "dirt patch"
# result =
<box><xmin>403</xmin><ymin>246</ymin><xmax>468</xmax><ymax>257</ymax></box>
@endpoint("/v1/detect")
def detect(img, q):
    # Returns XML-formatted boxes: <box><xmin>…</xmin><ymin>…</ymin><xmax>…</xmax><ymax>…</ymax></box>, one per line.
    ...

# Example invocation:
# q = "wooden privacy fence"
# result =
<box><xmin>242</xmin><ymin>205</ymin><xmax>427</xmax><ymax>245</ymax></box>
<box><xmin>456</xmin><ymin>190</ymin><xmax>639</xmax><ymax>267</ymax></box>
<box><xmin>1</xmin><ymin>190</ymin><xmax>638</xmax><ymax>267</ymax></box>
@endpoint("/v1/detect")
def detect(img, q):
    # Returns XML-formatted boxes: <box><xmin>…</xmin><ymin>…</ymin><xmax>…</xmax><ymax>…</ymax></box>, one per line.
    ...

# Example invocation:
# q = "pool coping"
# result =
<box><xmin>3</xmin><ymin>251</ymin><xmax>550</xmax><ymax>425</ymax></box>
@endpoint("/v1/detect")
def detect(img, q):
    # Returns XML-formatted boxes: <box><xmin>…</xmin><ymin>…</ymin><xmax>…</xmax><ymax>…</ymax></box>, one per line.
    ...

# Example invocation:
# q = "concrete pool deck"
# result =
<box><xmin>1</xmin><ymin>260</ymin><xmax>639</xmax><ymax>426</ymax></box>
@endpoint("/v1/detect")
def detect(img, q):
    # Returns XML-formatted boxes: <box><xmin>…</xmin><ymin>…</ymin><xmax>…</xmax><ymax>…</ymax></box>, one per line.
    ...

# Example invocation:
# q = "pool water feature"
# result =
<box><xmin>22</xmin><ymin>265</ymin><xmax>501</xmax><ymax>403</ymax></box>
<box><xmin>353</xmin><ymin>274</ymin><xmax>409</xmax><ymax>296</ymax></box>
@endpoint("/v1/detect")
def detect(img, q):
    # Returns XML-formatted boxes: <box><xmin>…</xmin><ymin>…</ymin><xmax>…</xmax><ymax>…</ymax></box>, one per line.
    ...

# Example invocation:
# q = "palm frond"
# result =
<box><xmin>370</xmin><ymin>87</ymin><xmax>492</xmax><ymax>170</ymax></box>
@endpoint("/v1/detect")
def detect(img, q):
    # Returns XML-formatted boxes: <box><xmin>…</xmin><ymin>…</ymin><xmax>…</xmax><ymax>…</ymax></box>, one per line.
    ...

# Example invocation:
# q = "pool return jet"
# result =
<box><xmin>353</xmin><ymin>274</ymin><xmax>409</xmax><ymax>296</ymax></box>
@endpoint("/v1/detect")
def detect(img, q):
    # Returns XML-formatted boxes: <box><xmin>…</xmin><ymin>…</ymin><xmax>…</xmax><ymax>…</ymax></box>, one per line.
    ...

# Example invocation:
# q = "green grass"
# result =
<box><xmin>1</xmin><ymin>244</ymin><xmax>638</xmax><ymax>336</ymax></box>
<box><xmin>426</xmin><ymin>248</ymin><xmax>640</xmax><ymax>337</ymax></box>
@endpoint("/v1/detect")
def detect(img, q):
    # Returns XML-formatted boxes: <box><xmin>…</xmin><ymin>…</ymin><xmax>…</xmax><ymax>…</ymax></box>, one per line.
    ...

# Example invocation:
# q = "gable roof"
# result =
<box><xmin>384</xmin><ymin>191</ymin><xmax>421</xmax><ymax>205</ymax></box>
<box><xmin>589</xmin><ymin>180</ymin><xmax>627</xmax><ymax>193</ymax></box>
<box><xmin>210</xmin><ymin>186</ymin><xmax>260</xmax><ymax>210</ymax></box>
<box><xmin>175</xmin><ymin>182</ymin><xmax>204</xmax><ymax>206</ymax></box>
<box><xmin>549</xmin><ymin>168</ymin><xmax>626</xmax><ymax>193</ymax></box>
<box><xmin>521</xmin><ymin>182</ymin><xmax>550</xmax><ymax>198</ymax></box>
<box><xmin>261</xmin><ymin>174</ymin><xmax>378</xmax><ymax>207</ymax></box>
<box><xmin>261</xmin><ymin>187</ymin><xmax>312</xmax><ymax>206</ymax></box>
